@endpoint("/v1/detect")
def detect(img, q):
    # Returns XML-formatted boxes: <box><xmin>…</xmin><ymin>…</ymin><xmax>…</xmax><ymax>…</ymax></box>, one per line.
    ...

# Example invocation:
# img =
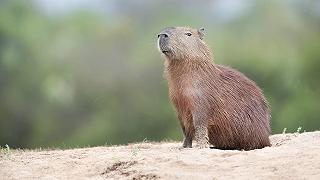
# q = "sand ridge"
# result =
<box><xmin>1</xmin><ymin>131</ymin><xmax>320</xmax><ymax>179</ymax></box>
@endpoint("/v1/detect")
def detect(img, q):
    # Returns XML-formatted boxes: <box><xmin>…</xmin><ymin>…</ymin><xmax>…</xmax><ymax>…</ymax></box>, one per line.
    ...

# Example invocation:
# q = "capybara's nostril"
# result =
<box><xmin>158</xmin><ymin>33</ymin><xmax>169</xmax><ymax>38</ymax></box>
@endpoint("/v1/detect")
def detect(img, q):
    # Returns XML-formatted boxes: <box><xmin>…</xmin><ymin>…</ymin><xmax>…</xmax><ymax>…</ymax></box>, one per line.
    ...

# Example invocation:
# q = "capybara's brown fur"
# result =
<box><xmin>157</xmin><ymin>27</ymin><xmax>271</xmax><ymax>150</ymax></box>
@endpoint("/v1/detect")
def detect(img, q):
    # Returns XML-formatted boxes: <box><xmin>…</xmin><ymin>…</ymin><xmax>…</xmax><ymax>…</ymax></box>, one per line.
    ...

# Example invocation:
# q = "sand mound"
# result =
<box><xmin>1</xmin><ymin>131</ymin><xmax>320</xmax><ymax>179</ymax></box>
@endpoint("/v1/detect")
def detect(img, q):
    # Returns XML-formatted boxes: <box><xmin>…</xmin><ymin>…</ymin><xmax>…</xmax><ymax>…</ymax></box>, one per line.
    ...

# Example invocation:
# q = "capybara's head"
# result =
<box><xmin>157</xmin><ymin>27</ymin><xmax>211</xmax><ymax>60</ymax></box>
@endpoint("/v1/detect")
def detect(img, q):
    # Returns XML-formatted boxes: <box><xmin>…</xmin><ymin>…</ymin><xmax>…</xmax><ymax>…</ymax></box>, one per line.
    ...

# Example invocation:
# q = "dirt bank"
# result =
<box><xmin>1</xmin><ymin>131</ymin><xmax>320</xmax><ymax>180</ymax></box>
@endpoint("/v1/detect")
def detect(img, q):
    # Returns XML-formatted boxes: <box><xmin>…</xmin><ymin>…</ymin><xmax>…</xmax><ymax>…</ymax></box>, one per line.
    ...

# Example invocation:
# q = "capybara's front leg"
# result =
<box><xmin>182</xmin><ymin>125</ymin><xmax>194</xmax><ymax>148</ymax></box>
<box><xmin>193</xmin><ymin>112</ymin><xmax>209</xmax><ymax>148</ymax></box>
<box><xmin>182</xmin><ymin>135</ymin><xmax>192</xmax><ymax>148</ymax></box>
<box><xmin>178</xmin><ymin>114</ymin><xmax>193</xmax><ymax>148</ymax></box>
<box><xmin>181</xmin><ymin>116</ymin><xmax>194</xmax><ymax>148</ymax></box>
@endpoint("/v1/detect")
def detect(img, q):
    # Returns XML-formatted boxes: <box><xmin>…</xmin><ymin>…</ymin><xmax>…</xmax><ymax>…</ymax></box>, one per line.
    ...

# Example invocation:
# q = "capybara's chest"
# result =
<box><xmin>168</xmin><ymin>79</ymin><xmax>200</xmax><ymax>115</ymax></box>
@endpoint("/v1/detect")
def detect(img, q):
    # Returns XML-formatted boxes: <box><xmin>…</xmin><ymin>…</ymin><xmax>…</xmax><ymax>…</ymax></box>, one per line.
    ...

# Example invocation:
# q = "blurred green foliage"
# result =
<box><xmin>0</xmin><ymin>0</ymin><xmax>319</xmax><ymax>148</ymax></box>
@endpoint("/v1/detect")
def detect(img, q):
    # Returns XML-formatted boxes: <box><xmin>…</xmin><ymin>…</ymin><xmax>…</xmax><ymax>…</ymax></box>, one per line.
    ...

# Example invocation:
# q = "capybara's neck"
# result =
<box><xmin>165</xmin><ymin>57</ymin><xmax>218</xmax><ymax>81</ymax></box>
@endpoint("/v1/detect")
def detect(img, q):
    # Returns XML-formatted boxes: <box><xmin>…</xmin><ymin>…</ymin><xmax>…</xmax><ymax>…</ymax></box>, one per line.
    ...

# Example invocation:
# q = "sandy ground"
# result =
<box><xmin>1</xmin><ymin>131</ymin><xmax>320</xmax><ymax>180</ymax></box>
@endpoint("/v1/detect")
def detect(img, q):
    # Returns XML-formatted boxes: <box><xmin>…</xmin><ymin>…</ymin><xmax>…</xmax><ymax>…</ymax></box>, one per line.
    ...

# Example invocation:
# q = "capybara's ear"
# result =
<box><xmin>198</xmin><ymin>27</ymin><xmax>205</xmax><ymax>39</ymax></box>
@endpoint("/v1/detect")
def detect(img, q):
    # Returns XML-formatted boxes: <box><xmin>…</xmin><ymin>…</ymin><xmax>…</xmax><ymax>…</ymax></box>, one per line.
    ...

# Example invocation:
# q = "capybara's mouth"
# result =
<box><xmin>161</xmin><ymin>50</ymin><xmax>172</xmax><ymax>56</ymax></box>
<box><xmin>159</xmin><ymin>46</ymin><xmax>171</xmax><ymax>55</ymax></box>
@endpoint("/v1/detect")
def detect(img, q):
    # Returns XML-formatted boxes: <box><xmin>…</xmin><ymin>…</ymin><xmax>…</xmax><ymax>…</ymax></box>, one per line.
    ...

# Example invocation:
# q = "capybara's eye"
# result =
<box><xmin>185</xmin><ymin>32</ymin><xmax>192</xmax><ymax>36</ymax></box>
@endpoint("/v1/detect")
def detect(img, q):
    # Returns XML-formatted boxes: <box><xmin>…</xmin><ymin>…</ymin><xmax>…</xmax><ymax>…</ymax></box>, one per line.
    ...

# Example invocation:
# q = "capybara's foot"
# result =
<box><xmin>182</xmin><ymin>137</ymin><xmax>192</xmax><ymax>148</ymax></box>
<box><xmin>194</xmin><ymin>139</ymin><xmax>210</xmax><ymax>149</ymax></box>
<box><xmin>194</xmin><ymin>125</ymin><xmax>210</xmax><ymax>148</ymax></box>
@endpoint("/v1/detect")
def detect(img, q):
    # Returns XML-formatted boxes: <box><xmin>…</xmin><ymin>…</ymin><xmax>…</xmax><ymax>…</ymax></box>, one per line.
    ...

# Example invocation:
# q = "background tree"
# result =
<box><xmin>0</xmin><ymin>0</ymin><xmax>319</xmax><ymax>148</ymax></box>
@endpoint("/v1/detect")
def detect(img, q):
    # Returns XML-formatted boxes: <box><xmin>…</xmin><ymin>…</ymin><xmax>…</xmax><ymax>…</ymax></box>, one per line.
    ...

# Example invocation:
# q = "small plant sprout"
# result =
<box><xmin>142</xmin><ymin>138</ymin><xmax>148</xmax><ymax>143</ymax></box>
<box><xmin>1</xmin><ymin>144</ymin><xmax>11</xmax><ymax>156</ymax></box>
<box><xmin>5</xmin><ymin>144</ymin><xmax>10</xmax><ymax>152</ymax></box>
<box><xmin>296</xmin><ymin>127</ymin><xmax>302</xmax><ymax>134</ymax></box>
<box><xmin>282</xmin><ymin>128</ymin><xmax>287</xmax><ymax>134</ymax></box>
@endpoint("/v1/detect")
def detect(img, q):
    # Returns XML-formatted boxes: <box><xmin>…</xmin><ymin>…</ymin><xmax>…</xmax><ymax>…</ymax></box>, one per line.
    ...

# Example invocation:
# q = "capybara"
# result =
<box><xmin>157</xmin><ymin>27</ymin><xmax>271</xmax><ymax>150</ymax></box>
